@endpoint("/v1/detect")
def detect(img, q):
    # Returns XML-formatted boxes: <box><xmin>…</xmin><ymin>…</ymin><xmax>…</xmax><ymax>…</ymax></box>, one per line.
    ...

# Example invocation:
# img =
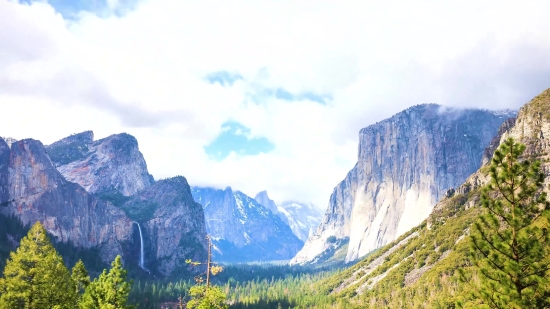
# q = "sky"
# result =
<box><xmin>1</xmin><ymin>0</ymin><xmax>550</xmax><ymax>209</ymax></box>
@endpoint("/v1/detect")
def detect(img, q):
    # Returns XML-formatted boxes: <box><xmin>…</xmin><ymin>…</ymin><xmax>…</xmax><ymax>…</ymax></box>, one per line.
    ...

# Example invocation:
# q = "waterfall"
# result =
<box><xmin>134</xmin><ymin>222</ymin><xmax>145</xmax><ymax>270</ymax></box>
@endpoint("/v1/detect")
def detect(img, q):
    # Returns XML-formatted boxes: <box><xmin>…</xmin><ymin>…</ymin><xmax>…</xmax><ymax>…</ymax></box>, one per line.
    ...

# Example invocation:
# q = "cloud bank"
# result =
<box><xmin>1</xmin><ymin>0</ymin><xmax>550</xmax><ymax>208</ymax></box>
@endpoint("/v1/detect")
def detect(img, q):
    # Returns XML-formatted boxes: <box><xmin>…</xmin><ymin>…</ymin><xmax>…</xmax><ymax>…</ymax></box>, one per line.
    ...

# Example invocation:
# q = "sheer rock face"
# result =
<box><xmin>46</xmin><ymin>131</ymin><xmax>154</xmax><ymax>196</ymax></box>
<box><xmin>0</xmin><ymin>138</ymin><xmax>133</xmax><ymax>263</ymax></box>
<box><xmin>191</xmin><ymin>187</ymin><xmax>304</xmax><ymax>262</ymax></box>
<box><xmin>122</xmin><ymin>177</ymin><xmax>208</xmax><ymax>277</ymax></box>
<box><xmin>291</xmin><ymin>104</ymin><xmax>516</xmax><ymax>265</ymax></box>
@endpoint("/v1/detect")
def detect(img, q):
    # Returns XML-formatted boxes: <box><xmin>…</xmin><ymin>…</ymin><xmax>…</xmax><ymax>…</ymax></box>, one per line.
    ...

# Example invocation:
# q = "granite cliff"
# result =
<box><xmin>291</xmin><ymin>104</ymin><xmax>516</xmax><ymax>265</ymax></box>
<box><xmin>191</xmin><ymin>187</ymin><xmax>303</xmax><ymax>262</ymax></box>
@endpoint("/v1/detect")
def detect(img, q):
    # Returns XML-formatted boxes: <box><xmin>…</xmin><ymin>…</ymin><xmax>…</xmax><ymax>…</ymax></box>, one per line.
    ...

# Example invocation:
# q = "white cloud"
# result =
<box><xmin>1</xmin><ymin>0</ymin><xmax>550</xmax><ymax>208</ymax></box>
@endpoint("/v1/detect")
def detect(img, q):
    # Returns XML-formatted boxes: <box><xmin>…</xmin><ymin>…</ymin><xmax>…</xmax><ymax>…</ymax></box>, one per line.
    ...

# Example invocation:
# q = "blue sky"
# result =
<box><xmin>204</xmin><ymin>121</ymin><xmax>275</xmax><ymax>160</ymax></box>
<box><xmin>2</xmin><ymin>0</ymin><xmax>550</xmax><ymax>207</ymax></box>
<box><xmin>19</xmin><ymin>0</ymin><xmax>138</xmax><ymax>18</ymax></box>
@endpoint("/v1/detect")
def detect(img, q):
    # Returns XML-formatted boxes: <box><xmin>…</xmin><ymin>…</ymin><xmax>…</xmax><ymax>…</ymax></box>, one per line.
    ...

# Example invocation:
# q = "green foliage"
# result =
<box><xmin>80</xmin><ymin>255</ymin><xmax>134</xmax><ymax>309</ymax></box>
<box><xmin>469</xmin><ymin>138</ymin><xmax>550</xmax><ymax>308</ymax></box>
<box><xmin>96</xmin><ymin>190</ymin><xmax>131</xmax><ymax>208</ymax></box>
<box><xmin>72</xmin><ymin>260</ymin><xmax>91</xmax><ymax>299</ymax></box>
<box><xmin>118</xmin><ymin>200</ymin><xmax>158</xmax><ymax>223</ymax></box>
<box><xmin>187</xmin><ymin>285</ymin><xmax>228</xmax><ymax>309</ymax></box>
<box><xmin>0</xmin><ymin>222</ymin><xmax>77</xmax><ymax>309</ymax></box>
<box><xmin>0</xmin><ymin>213</ymin><xmax>108</xmax><ymax>277</ymax></box>
<box><xmin>125</xmin><ymin>263</ymin><xmax>341</xmax><ymax>309</ymax></box>
<box><xmin>46</xmin><ymin>139</ymin><xmax>89</xmax><ymax>166</ymax></box>
<box><xmin>0</xmin><ymin>213</ymin><xmax>30</xmax><ymax>272</ymax></box>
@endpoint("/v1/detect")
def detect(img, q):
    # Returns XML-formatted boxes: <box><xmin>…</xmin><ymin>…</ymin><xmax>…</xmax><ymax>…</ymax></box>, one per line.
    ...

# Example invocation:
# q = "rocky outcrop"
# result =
<box><xmin>192</xmin><ymin>187</ymin><xmax>303</xmax><ymax>262</ymax></box>
<box><xmin>0</xmin><ymin>137</ymin><xmax>133</xmax><ymax>263</ymax></box>
<box><xmin>46</xmin><ymin>131</ymin><xmax>154</xmax><ymax>196</ymax></box>
<box><xmin>501</xmin><ymin>89</ymin><xmax>550</xmax><ymax>159</ymax></box>
<box><xmin>291</xmin><ymin>104</ymin><xmax>516</xmax><ymax>265</ymax></box>
<box><xmin>120</xmin><ymin>177</ymin><xmax>208</xmax><ymax>277</ymax></box>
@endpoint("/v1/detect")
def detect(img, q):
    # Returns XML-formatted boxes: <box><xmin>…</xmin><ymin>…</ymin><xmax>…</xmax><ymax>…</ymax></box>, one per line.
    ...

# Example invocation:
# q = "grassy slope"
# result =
<box><xmin>309</xmin><ymin>187</ymin><xmax>483</xmax><ymax>308</ymax></box>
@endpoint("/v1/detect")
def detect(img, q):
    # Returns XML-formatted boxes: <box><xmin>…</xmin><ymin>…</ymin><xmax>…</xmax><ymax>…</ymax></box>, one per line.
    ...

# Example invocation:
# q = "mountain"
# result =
<box><xmin>191</xmin><ymin>187</ymin><xmax>304</xmax><ymax>262</ymax></box>
<box><xmin>277</xmin><ymin>201</ymin><xmax>323</xmax><ymax>242</ymax></box>
<box><xmin>254</xmin><ymin>191</ymin><xmax>323</xmax><ymax>242</ymax></box>
<box><xmin>0</xmin><ymin>131</ymin><xmax>208</xmax><ymax>278</ymax></box>
<box><xmin>0</xmin><ymin>137</ymin><xmax>133</xmax><ymax>265</ymax></box>
<box><xmin>254</xmin><ymin>191</ymin><xmax>279</xmax><ymax>214</ymax></box>
<box><xmin>46</xmin><ymin>131</ymin><xmax>155</xmax><ymax>196</ymax></box>
<box><xmin>314</xmin><ymin>88</ymin><xmax>550</xmax><ymax>308</ymax></box>
<box><xmin>291</xmin><ymin>104</ymin><xmax>516</xmax><ymax>265</ymax></box>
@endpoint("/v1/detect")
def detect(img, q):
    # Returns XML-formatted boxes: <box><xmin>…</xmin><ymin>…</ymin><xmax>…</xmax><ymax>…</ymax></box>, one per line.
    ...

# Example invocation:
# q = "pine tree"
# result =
<box><xmin>0</xmin><ymin>221</ymin><xmax>76</xmax><ymax>309</ymax></box>
<box><xmin>186</xmin><ymin>235</ymin><xmax>227</xmax><ymax>309</ymax></box>
<box><xmin>470</xmin><ymin>138</ymin><xmax>550</xmax><ymax>308</ymax></box>
<box><xmin>79</xmin><ymin>255</ymin><xmax>133</xmax><ymax>309</ymax></box>
<box><xmin>72</xmin><ymin>259</ymin><xmax>91</xmax><ymax>301</ymax></box>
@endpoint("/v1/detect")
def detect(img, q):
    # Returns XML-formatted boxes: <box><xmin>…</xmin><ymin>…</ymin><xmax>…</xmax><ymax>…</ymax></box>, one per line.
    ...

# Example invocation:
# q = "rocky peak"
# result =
<box><xmin>254</xmin><ymin>190</ymin><xmax>279</xmax><ymax>214</ymax></box>
<box><xmin>46</xmin><ymin>131</ymin><xmax>154</xmax><ymax>196</ymax></box>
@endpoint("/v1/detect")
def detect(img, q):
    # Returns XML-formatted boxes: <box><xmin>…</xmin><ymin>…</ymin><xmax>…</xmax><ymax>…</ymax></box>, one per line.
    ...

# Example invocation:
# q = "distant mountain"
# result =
<box><xmin>254</xmin><ymin>191</ymin><xmax>279</xmax><ymax>214</ymax></box>
<box><xmin>191</xmin><ymin>187</ymin><xmax>304</xmax><ymax>262</ymax></box>
<box><xmin>254</xmin><ymin>192</ymin><xmax>323</xmax><ymax>242</ymax></box>
<box><xmin>291</xmin><ymin>105</ymin><xmax>516</xmax><ymax>265</ymax></box>
<box><xmin>277</xmin><ymin>201</ymin><xmax>323</xmax><ymax>242</ymax></box>
<box><xmin>0</xmin><ymin>131</ymin><xmax>208</xmax><ymax>278</ymax></box>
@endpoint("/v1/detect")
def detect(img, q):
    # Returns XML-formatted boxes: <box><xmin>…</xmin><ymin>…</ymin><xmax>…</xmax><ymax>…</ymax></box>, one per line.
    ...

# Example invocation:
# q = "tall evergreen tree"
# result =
<box><xmin>470</xmin><ymin>138</ymin><xmax>550</xmax><ymax>308</ymax></box>
<box><xmin>79</xmin><ymin>255</ymin><xmax>133</xmax><ymax>309</ymax></box>
<box><xmin>0</xmin><ymin>221</ymin><xmax>76</xmax><ymax>309</ymax></box>
<box><xmin>72</xmin><ymin>259</ymin><xmax>90</xmax><ymax>302</ymax></box>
